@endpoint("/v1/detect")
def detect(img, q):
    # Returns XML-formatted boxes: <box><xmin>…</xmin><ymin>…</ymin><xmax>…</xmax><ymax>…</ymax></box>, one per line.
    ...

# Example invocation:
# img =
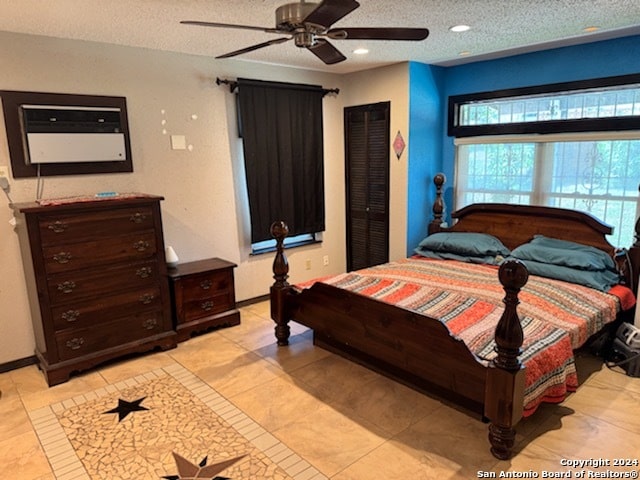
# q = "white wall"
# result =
<box><xmin>0</xmin><ymin>31</ymin><xmax>411</xmax><ymax>364</ymax></box>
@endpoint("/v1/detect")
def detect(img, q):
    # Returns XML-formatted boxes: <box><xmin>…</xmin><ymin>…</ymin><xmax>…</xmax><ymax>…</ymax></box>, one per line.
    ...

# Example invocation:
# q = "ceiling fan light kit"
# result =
<box><xmin>181</xmin><ymin>0</ymin><xmax>429</xmax><ymax>65</ymax></box>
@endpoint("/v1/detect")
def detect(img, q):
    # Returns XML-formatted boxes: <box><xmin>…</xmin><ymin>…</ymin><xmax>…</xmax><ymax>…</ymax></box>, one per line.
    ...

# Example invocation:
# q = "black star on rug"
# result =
<box><xmin>103</xmin><ymin>396</ymin><xmax>149</xmax><ymax>422</ymax></box>
<box><xmin>162</xmin><ymin>452</ymin><xmax>247</xmax><ymax>480</ymax></box>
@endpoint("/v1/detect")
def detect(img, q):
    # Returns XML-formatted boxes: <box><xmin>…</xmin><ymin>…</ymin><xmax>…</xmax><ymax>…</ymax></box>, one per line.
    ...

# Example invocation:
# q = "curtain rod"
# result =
<box><xmin>216</xmin><ymin>77</ymin><xmax>339</xmax><ymax>96</ymax></box>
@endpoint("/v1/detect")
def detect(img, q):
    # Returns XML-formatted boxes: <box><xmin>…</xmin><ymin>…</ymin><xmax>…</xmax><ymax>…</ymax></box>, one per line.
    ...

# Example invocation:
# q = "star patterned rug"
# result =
<box><xmin>28</xmin><ymin>364</ymin><xmax>325</xmax><ymax>480</ymax></box>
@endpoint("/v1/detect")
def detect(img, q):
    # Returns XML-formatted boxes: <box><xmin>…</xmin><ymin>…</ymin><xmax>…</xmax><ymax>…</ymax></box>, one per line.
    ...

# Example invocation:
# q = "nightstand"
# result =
<box><xmin>168</xmin><ymin>258</ymin><xmax>240</xmax><ymax>341</ymax></box>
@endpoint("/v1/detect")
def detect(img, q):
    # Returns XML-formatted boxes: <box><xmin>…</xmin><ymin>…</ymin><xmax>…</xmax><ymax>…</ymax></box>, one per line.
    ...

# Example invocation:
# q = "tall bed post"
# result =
<box><xmin>428</xmin><ymin>173</ymin><xmax>446</xmax><ymax>234</ymax></box>
<box><xmin>270</xmin><ymin>221</ymin><xmax>292</xmax><ymax>346</ymax></box>
<box><xmin>486</xmin><ymin>260</ymin><xmax>528</xmax><ymax>460</ymax></box>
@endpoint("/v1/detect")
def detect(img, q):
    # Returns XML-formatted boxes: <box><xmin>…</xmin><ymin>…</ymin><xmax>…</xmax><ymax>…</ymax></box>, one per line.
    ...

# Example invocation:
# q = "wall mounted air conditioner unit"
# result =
<box><xmin>21</xmin><ymin>104</ymin><xmax>127</xmax><ymax>164</ymax></box>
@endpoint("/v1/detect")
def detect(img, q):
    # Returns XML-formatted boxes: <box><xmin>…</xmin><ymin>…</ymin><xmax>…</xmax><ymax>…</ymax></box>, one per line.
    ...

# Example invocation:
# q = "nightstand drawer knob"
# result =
<box><xmin>200</xmin><ymin>279</ymin><xmax>213</xmax><ymax>290</ymax></box>
<box><xmin>142</xmin><ymin>318</ymin><xmax>158</xmax><ymax>330</ymax></box>
<box><xmin>129</xmin><ymin>212</ymin><xmax>147</xmax><ymax>223</ymax></box>
<box><xmin>201</xmin><ymin>300</ymin><xmax>214</xmax><ymax>311</ymax></box>
<box><xmin>136</xmin><ymin>267</ymin><xmax>152</xmax><ymax>278</ymax></box>
<box><xmin>61</xmin><ymin>310</ymin><xmax>80</xmax><ymax>322</ymax></box>
<box><xmin>57</xmin><ymin>281</ymin><xmax>76</xmax><ymax>294</ymax></box>
<box><xmin>66</xmin><ymin>337</ymin><xmax>84</xmax><ymax>350</ymax></box>
<box><xmin>139</xmin><ymin>293</ymin><xmax>155</xmax><ymax>304</ymax></box>
<box><xmin>47</xmin><ymin>221</ymin><xmax>68</xmax><ymax>233</ymax></box>
<box><xmin>53</xmin><ymin>252</ymin><xmax>72</xmax><ymax>264</ymax></box>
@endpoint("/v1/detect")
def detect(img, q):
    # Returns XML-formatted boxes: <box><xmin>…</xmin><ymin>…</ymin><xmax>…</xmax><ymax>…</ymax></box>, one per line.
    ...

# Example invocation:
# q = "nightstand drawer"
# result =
<box><xmin>181</xmin><ymin>270</ymin><xmax>232</xmax><ymax>300</ymax></box>
<box><xmin>183</xmin><ymin>292</ymin><xmax>234</xmax><ymax>321</ymax></box>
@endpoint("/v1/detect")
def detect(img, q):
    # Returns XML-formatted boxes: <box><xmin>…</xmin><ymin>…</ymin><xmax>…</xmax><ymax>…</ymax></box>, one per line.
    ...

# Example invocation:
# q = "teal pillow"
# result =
<box><xmin>414</xmin><ymin>249</ymin><xmax>504</xmax><ymax>265</ymax></box>
<box><xmin>529</xmin><ymin>235</ymin><xmax>616</xmax><ymax>271</ymax></box>
<box><xmin>511</xmin><ymin>243</ymin><xmax>613</xmax><ymax>271</ymax></box>
<box><xmin>416</xmin><ymin>232</ymin><xmax>510</xmax><ymax>257</ymax></box>
<box><xmin>515</xmin><ymin>258</ymin><xmax>620</xmax><ymax>291</ymax></box>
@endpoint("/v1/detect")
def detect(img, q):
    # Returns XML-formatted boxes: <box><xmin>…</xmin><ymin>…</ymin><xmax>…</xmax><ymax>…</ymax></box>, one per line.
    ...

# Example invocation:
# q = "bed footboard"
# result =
<box><xmin>269</xmin><ymin>221</ymin><xmax>528</xmax><ymax>460</ymax></box>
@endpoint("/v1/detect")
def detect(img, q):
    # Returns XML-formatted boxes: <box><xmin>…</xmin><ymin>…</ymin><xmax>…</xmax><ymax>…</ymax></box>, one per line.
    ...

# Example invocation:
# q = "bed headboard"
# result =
<box><xmin>428</xmin><ymin>173</ymin><xmax>640</xmax><ymax>291</ymax></box>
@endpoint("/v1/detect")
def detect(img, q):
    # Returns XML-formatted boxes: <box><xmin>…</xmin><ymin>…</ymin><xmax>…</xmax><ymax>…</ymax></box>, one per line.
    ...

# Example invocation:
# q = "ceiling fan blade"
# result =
<box><xmin>307</xmin><ymin>39</ymin><xmax>346</xmax><ymax>65</ymax></box>
<box><xmin>303</xmin><ymin>0</ymin><xmax>360</xmax><ymax>29</ymax></box>
<box><xmin>181</xmin><ymin>20</ymin><xmax>279</xmax><ymax>34</ymax></box>
<box><xmin>329</xmin><ymin>27</ymin><xmax>430</xmax><ymax>41</ymax></box>
<box><xmin>216</xmin><ymin>37</ymin><xmax>291</xmax><ymax>59</ymax></box>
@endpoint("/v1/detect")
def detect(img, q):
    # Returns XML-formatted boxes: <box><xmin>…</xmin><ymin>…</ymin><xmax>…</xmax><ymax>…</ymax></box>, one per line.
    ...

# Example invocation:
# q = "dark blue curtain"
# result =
<box><xmin>237</xmin><ymin>78</ymin><xmax>325</xmax><ymax>243</ymax></box>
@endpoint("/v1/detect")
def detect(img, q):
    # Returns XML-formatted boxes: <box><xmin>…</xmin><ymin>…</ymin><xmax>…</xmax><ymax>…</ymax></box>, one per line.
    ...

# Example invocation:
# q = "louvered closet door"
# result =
<box><xmin>345</xmin><ymin>102</ymin><xmax>390</xmax><ymax>272</ymax></box>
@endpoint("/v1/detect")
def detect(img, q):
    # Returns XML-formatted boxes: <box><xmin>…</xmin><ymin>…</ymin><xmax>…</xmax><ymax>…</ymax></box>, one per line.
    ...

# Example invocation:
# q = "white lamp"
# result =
<box><xmin>165</xmin><ymin>246</ymin><xmax>179</xmax><ymax>268</ymax></box>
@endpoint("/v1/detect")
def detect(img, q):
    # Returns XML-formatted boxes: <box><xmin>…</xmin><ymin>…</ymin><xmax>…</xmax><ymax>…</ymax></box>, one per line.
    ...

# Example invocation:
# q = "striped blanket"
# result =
<box><xmin>300</xmin><ymin>258</ymin><xmax>626</xmax><ymax>416</ymax></box>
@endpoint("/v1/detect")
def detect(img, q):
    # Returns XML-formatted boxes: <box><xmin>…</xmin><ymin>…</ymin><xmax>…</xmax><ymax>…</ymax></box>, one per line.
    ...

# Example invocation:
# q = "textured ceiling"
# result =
<box><xmin>1</xmin><ymin>0</ymin><xmax>640</xmax><ymax>74</ymax></box>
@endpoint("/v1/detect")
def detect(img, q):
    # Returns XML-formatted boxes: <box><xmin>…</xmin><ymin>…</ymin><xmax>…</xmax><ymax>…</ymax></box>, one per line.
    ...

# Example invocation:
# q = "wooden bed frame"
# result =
<box><xmin>269</xmin><ymin>173</ymin><xmax>640</xmax><ymax>460</ymax></box>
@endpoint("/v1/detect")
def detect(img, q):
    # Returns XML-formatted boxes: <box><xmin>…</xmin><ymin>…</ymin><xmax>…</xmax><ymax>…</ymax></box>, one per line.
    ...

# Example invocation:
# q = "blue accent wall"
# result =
<box><xmin>406</xmin><ymin>34</ymin><xmax>640</xmax><ymax>253</ymax></box>
<box><xmin>407</xmin><ymin>62</ymin><xmax>445</xmax><ymax>255</ymax></box>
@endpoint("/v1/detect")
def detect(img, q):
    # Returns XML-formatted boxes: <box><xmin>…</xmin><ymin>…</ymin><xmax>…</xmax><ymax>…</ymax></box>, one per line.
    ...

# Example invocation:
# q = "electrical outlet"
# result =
<box><xmin>0</xmin><ymin>166</ymin><xmax>9</xmax><ymax>178</ymax></box>
<box><xmin>323</xmin><ymin>255</ymin><xmax>329</xmax><ymax>266</ymax></box>
<box><xmin>305</xmin><ymin>259</ymin><xmax>311</xmax><ymax>270</ymax></box>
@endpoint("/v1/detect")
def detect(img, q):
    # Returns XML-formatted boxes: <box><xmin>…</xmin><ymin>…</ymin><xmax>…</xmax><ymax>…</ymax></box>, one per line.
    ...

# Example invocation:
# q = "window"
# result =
<box><xmin>450</xmin><ymin>75</ymin><xmax>640</xmax><ymax>246</ymax></box>
<box><xmin>236</xmin><ymin>78</ymin><xmax>326</xmax><ymax>251</ymax></box>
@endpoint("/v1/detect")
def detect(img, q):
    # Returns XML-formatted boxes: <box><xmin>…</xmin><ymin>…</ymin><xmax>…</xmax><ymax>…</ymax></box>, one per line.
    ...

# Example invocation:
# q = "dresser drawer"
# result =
<box><xmin>180</xmin><ymin>270</ymin><xmax>232</xmax><ymax>300</ymax></box>
<box><xmin>43</xmin><ymin>231</ymin><xmax>157</xmax><ymax>274</ymax></box>
<box><xmin>183</xmin><ymin>291</ymin><xmax>234</xmax><ymax>321</ymax></box>
<box><xmin>39</xmin><ymin>206</ymin><xmax>155</xmax><ymax>246</ymax></box>
<box><xmin>55</xmin><ymin>310</ymin><xmax>165</xmax><ymax>361</ymax></box>
<box><xmin>50</xmin><ymin>286</ymin><xmax>162</xmax><ymax>330</ymax></box>
<box><xmin>47</xmin><ymin>260</ymin><xmax>160</xmax><ymax>304</ymax></box>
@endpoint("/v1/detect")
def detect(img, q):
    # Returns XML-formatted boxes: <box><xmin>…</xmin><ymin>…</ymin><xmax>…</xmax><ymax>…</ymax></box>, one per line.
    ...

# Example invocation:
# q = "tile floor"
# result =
<box><xmin>1</xmin><ymin>300</ymin><xmax>640</xmax><ymax>479</ymax></box>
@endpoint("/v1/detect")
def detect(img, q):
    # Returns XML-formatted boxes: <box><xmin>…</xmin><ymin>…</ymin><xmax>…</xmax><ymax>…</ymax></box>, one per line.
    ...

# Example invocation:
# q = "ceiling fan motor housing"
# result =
<box><xmin>276</xmin><ymin>2</ymin><xmax>322</xmax><ymax>32</ymax></box>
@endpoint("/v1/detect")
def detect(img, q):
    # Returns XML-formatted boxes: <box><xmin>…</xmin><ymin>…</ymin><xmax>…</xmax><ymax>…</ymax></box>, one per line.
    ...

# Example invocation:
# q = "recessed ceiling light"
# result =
<box><xmin>353</xmin><ymin>48</ymin><xmax>369</xmax><ymax>55</ymax></box>
<box><xmin>459</xmin><ymin>50</ymin><xmax>471</xmax><ymax>56</ymax></box>
<box><xmin>583</xmin><ymin>26</ymin><xmax>600</xmax><ymax>33</ymax></box>
<box><xmin>450</xmin><ymin>25</ymin><xmax>471</xmax><ymax>33</ymax></box>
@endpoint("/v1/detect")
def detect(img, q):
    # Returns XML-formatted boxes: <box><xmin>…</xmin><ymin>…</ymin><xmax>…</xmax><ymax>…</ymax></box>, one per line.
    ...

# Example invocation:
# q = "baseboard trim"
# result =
<box><xmin>0</xmin><ymin>355</ymin><xmax>37</xmax><ymax>374</ymax></box>
<box><xmin>236</xmin><ymin>294</ymin><xmax>270</xmax><ymax>308</ymax></box>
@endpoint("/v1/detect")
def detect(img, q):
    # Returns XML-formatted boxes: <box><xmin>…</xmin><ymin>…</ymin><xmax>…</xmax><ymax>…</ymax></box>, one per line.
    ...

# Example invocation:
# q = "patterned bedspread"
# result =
<box><xmin>300</xmin><ymin>258</ymin><xmax>626</xmax><ymax>416</ymax></box>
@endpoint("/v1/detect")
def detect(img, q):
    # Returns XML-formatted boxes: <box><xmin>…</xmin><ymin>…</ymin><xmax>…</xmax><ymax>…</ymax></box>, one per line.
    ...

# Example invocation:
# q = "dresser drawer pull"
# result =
<box><xmin>57</xmin><ymin>281</ymin><xmax>76</xmax><ymax>294</ymax></box>
<box><xmin>47</xmin><ymin>221</ymin><xmax>68</xmax><ymax>233</ymax></box>
<box><xmin>53</xmin><ymin>252</ymin><xmax>72</xmax><ymax>264</ymax></box>
<box><xmin>201</xmin><ymin>300</ymin><xmax>214</xmax><ymax>311</ymax></box>
<box><xmin>133</xmin><ymin>240</ymin><xmax>150</xmax><ymax>252</ymax></box>
<box><xmin>200</xmin><ymin>279</ymin><xmax>213</xmax><ymax>290</ymax></box>
<box><xmin>66</xmin><ymin>337</ymin><xmax>84</xmax><ymax>350</ymax></box>
<box><xmin>136</xmin><ymin>267</ymin><xmax>153</xmax><ymax>278</ymax></box>
<box><xmin>139</xmin><ymin>293</ymin><xmax>155</xmax><ymax>304</ymax></box>
<box><xmin>142</xmin><ymin>318</ymin><xmax>158</xmax><ymax>330</ymax></box>
<box><xmin>61</xmin><ymin>310</ymin><xmax>80</xmax><ymax>323</ymax></box>
<box><xmin>129</xmin><ymin>212</ymin><xmax>147</xmax><ymax>223</ymax></box>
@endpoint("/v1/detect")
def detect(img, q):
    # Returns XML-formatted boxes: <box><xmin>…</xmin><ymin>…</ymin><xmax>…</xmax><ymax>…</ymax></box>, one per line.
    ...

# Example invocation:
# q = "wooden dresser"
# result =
<box><xmin>13</xmin><ymin>195</ymin><xmax>177</xmax><ymax>386</ymax></box>
<box><xmin>168</xmin><ymin>258</ymin><xmax>240</xmax><ymax>341</ymax></box>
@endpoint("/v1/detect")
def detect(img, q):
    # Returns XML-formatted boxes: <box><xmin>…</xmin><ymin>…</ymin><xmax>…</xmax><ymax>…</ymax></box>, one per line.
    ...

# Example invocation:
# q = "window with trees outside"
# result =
<box><xmin>449</xmin><ymin>75</ymin><xmax>640</xmax><ymax>247</ymax></box>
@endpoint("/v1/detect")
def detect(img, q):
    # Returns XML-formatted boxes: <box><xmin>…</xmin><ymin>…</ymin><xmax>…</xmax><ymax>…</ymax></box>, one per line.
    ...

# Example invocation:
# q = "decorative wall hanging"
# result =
<box><xmin>393</xmin><ymin>130</ymin><xmax>406</xmax><ymax>159</ymax></box>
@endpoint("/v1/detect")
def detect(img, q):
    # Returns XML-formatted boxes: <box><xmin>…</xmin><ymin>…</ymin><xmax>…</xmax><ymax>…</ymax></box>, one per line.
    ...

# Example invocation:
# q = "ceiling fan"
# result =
<box><xmin>181</xmin><ymin>0</ymin><xmax>429</xmax><ymax>65</ymax></box>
